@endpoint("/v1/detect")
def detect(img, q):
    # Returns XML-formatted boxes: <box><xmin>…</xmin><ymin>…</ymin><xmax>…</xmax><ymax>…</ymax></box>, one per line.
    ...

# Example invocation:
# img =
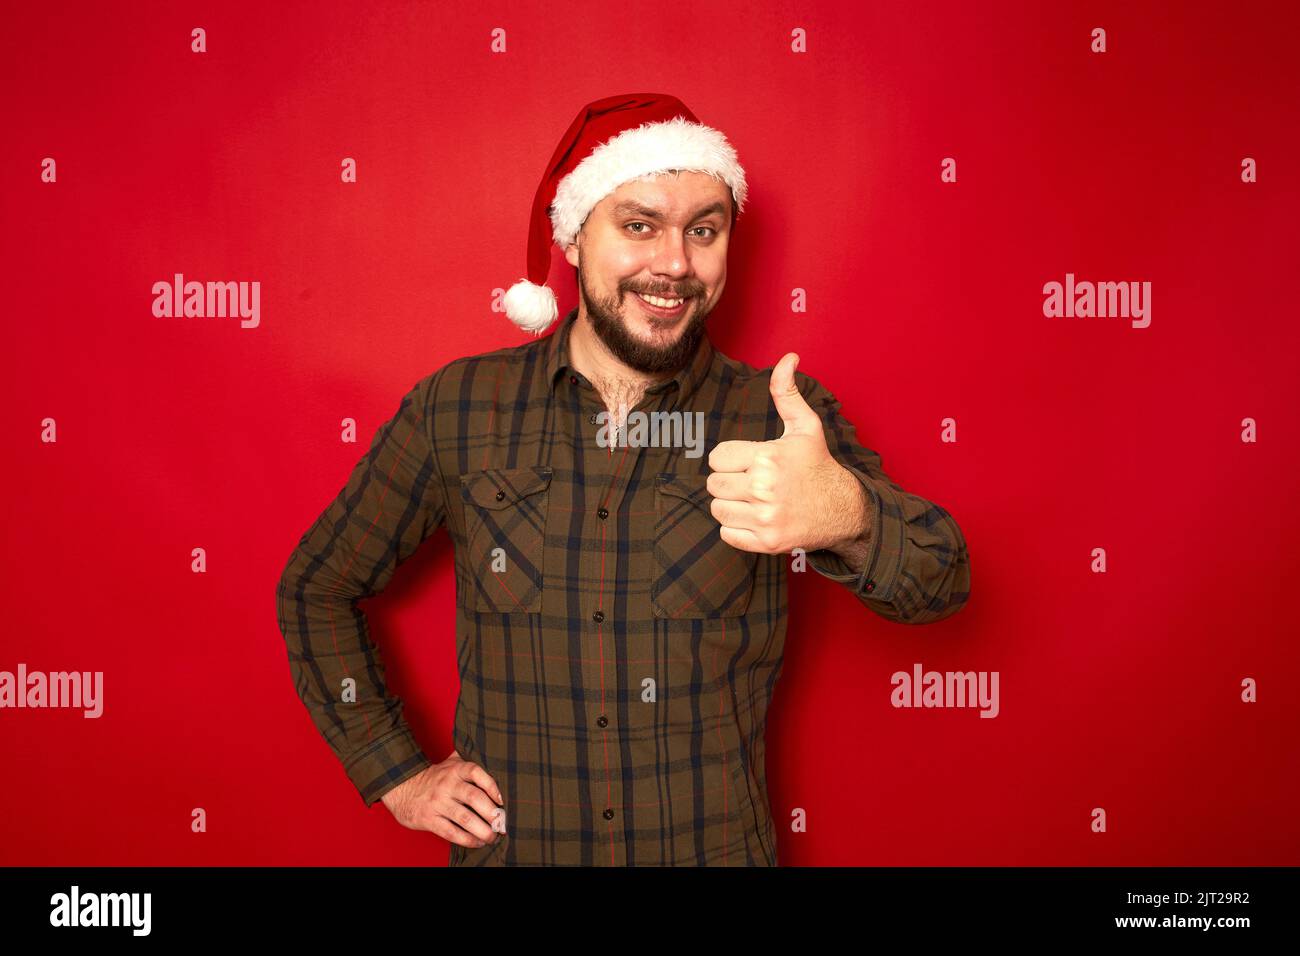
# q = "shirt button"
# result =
<box><xmin>495</xmin><ymin>489</ymin><xmax>505</xmax><ymax>501</ymax></box>
<box><xmin>602</xmin><ymin>808</ymin><xmax>615</xmax><ymax>820</ymax></box>
<box><xmin>596</xmin><ymin>715</ymin><xmax>608</xmax><ymax>728</ymax></box>
<box><xmin>597</xmin><ymin>507</ymin><xmax>608</xmax><ymax>520</ymax></box>
<box><xmin>588</xmin><ymin>413</ymin><xmax>599</xmax><ymax>424</ymax></box>
<box><xmin>864</xmin><ymin>580</ymin><xmax>875</xmax><ymax>593</ymax></box>
<box><xmin>569</xmin><ymin>374</ymin><xmax>578</xmax><ymax>385</ymax></box>
<box><xmin>592</xmin><ymin>609</ymin><xmax>605</xmax><ymax>623</ymax></box>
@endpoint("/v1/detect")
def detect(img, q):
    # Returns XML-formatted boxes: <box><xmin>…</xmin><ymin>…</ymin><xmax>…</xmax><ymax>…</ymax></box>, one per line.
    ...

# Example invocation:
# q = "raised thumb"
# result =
<box><xmin>769</xmin><ymin>352</ymin><xmax>817</xmax><ymax>437</ymax></box>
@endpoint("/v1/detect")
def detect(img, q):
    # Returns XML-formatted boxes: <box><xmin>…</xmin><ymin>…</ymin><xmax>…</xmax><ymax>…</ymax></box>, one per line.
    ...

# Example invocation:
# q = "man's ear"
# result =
<box><xmin>564</xmin><ymin>238</ymin><xmax>579</xmax><ymax>268</ymax></box>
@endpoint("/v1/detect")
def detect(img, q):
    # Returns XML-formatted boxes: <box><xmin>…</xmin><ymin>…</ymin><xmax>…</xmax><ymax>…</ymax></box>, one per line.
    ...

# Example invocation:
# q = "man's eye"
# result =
<box><xmin>625</xmin><ymin>223</ymin><xmax>716</xmax><ymax>238</ymax></box>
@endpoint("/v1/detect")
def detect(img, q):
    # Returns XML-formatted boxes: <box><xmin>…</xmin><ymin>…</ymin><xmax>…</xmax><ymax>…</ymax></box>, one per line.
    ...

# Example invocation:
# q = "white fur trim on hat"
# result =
<box><xmin>550</xmin><ymin>116</ymin><xmax>748</xmax><ymax>249</ymax></box>
<box><xmin>503</xmin><ymin>278</ymin><xmax>559</xmax><ymax>335</ymax></box>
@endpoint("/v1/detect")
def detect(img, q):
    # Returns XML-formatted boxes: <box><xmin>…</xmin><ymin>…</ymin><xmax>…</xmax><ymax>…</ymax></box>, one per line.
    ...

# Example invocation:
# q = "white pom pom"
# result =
<box><xmin>503</xmin><ymin>279</ymin><xmax>559</xmax><ymax>335</ymax></box>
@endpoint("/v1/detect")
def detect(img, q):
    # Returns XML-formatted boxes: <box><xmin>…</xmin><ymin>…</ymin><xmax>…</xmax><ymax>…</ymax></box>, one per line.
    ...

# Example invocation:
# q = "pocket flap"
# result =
<box><xmin>460</xmin><ymin>465</ymin><xmax>553</xmax><ymax>511</ymax></box>
<box><xmin>655</xmin><ymin>472</ymin><xmax>711</xmax><ymax>509</ymax></box>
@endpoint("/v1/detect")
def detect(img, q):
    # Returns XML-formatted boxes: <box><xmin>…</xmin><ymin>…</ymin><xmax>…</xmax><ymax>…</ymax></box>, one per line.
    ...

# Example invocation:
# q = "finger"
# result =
<box><xmin>458</xmin><ymin>759</ymin><xmax>504</xmax><ymax>805</ymax></box>
<box><xmin>432</xmin><ymin>815</ymin><xmax>493</xmax><ymax>848</ymax></box>
<box><xmin>768</xmin><ymin>353</ymin><xmax>820</xmax><ymax>438</ymax></box>
<box><xmin>711</xmin><ymin>497</ymin><xmax>762</xmax><ymax>532</ymax></box>
<box><xmin>718</xmin><ymin>524</ymin><xmax>766</xmax><ymax>553</ymax></box>
<box><xmin>454</xmin><ymin>779</ymin><xmax>507</xmax><ymax>837</ymax></box>
<box><xmin>707</xmin><ymin>438</ymin><xmax>761</xmax><ymax>474</ymax></box>
<box><xmin>438</xmin><ymin>795</ymin><xmax>499</xmax><ymax>845</ymax></box>
<box><xmin>705</xmin><ymin>470</ymin><xmax>753</xmax><ymax>503</ymax></box>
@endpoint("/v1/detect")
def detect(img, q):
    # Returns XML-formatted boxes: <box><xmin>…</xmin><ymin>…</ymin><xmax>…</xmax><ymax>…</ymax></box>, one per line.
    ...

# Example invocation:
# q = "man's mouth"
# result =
<box><xmin>632</xmin><ymin>291</ymin><xmax>690</xmax><ymax>318</ymax></box>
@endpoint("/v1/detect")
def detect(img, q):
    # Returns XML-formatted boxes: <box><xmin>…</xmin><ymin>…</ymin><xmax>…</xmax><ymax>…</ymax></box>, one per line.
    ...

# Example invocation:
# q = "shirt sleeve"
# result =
<box><xmin>794</xmin><ymin>372</ymin><xmax>971</xmax><ymax>625</ymax></box>
<box><xmin>275</xmin><ymin>369</ymin><xmax>447</xmax><ymax>807</ymax></box>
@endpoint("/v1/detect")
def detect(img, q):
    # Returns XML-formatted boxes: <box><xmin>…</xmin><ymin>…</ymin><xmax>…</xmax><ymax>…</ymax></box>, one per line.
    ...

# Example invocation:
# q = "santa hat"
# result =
<box><xmin>503</xmin><ymin>93</ymin><xmax>748</xmax><ymax>335</ymax></box>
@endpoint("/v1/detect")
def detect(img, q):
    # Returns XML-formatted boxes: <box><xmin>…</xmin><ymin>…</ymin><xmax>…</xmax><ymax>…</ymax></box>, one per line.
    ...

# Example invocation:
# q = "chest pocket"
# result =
<box><xmin>652</xmin><ymin>473</ymin><xmax>757</xmax><ymax>619</ymax></box>
<box><xmin>459</xmin><ymin>465</ymin><xmax>552</xmax><ymax>613</ymax></box>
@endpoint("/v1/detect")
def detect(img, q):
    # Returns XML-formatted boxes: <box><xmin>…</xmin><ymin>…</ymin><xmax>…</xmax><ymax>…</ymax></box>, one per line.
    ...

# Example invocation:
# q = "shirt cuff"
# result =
<box><xmin>342</xmin><ymin>724</ymin><xmax>434</xmax><ymax>808</ymax></box>
<box><xmin>805</xmin><ymin>465</ymin><xmax>903</xmax><ymax>602</ymax></box>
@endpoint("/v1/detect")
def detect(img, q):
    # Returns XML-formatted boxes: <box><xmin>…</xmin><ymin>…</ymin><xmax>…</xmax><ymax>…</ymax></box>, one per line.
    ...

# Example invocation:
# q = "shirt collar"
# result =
<box><xmin>545</xmin><ymin>305</ymin><xmax>715</xmax><ymax>407</ymax></box>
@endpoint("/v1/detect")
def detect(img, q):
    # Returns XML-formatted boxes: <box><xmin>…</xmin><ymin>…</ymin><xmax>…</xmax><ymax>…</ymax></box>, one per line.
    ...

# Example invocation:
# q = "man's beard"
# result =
<box><xmin>577</xmin><ymin>262</ymin><xmax>710</xmax><ymax>376</ymax></box>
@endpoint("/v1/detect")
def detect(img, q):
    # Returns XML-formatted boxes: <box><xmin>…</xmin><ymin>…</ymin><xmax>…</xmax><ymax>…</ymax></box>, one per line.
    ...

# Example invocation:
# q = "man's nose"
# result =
<box><xmin>650</xmin><ymin>231</ymin><xmax>691</xmax><ymax>278</ymax></box>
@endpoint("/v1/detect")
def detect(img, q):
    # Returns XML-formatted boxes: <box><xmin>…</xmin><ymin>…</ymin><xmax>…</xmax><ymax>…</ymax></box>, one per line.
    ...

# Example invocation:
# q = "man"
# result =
<box><xmin>276</xmin><ymin>93</ymin><xmax>970</xmax><ymax>866</ymax></box>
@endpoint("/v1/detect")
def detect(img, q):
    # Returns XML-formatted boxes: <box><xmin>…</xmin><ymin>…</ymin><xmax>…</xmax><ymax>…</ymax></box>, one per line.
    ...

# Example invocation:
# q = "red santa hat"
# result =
<box><xmin>503</xmin><ymin>93</ymin><xmax>748</xmax><ymax>335</ymax></box>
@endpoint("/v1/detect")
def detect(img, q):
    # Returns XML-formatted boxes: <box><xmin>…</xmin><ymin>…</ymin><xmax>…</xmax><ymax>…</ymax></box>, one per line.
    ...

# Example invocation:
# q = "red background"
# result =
<box><xmin>2</xmin><ymin>0</ymin><xmax>1297</xmax><ymax>865</ymax></box>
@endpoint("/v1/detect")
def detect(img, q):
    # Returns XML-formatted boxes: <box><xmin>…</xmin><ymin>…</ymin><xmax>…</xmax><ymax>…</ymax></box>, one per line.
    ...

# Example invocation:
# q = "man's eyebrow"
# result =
<box><xmin>611</xmin><ymin>200</ymin><xmax>729</xmax><ymax>222</ymax></box>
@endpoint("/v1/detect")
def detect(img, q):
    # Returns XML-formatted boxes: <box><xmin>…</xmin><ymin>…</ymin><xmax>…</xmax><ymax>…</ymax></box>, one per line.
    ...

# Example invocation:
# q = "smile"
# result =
<box><xmin>634</xmin><ymin>291</ymin><xmax>689</xmax><ymax>317</ymax></box>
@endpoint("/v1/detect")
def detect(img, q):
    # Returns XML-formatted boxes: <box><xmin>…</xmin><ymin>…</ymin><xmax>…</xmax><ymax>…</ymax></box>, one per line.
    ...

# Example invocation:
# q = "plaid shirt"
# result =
<box><xmin>276</xmin><ymin>306</ymin><xmax>970</xmax><ymax>866</ymax></box>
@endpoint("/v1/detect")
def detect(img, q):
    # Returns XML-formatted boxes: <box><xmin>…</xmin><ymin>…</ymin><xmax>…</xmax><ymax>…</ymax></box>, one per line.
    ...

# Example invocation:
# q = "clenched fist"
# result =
<box><xmin>380</xmin><ymin>749</ymin><xmax>506</xmax><ymax>848</ymax></box>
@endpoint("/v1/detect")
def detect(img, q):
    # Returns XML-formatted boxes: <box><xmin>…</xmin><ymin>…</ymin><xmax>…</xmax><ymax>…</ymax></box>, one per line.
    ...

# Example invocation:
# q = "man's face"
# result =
<box><xmin>564</xmin><ymin>170</ymin><xmax>733</xmax><ymax>376</ymax></box>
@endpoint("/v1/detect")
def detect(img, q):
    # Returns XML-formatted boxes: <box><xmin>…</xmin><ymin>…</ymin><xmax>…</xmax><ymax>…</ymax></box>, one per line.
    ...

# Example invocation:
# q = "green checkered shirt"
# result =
<box><xmin>276</xmin><ymin>306</ymin><xmax>970</xmax><ymax>865</ymax></box>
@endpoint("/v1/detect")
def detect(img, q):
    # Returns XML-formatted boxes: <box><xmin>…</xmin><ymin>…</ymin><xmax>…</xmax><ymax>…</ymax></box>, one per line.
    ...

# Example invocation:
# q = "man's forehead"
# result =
<box><xmin>603</xmin><ymin>174</ymin><xmax>732</xmax><ymax>219</ymax></box>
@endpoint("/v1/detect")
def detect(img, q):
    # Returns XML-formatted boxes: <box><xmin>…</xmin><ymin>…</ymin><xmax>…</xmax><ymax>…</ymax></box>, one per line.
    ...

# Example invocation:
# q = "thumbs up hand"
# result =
<box><xmin>705</xmin><ymin>353</ymin><xmax>871</xmax><ymax>555</ymax></box>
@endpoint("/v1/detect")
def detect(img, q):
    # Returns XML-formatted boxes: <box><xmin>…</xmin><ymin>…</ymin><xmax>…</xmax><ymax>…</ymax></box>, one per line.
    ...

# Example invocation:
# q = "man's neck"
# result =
<box><xmin>569</xmin><ymin>309</ymin><xmax>669</xmax><ymax>424</ymax></box>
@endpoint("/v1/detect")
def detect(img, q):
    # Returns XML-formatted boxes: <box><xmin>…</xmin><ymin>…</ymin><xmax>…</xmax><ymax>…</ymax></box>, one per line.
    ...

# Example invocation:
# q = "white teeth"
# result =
<box><xmin>637</xmin><ymin>292</ymin><xmax>684</xmax><ymax>309</ymax></box>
